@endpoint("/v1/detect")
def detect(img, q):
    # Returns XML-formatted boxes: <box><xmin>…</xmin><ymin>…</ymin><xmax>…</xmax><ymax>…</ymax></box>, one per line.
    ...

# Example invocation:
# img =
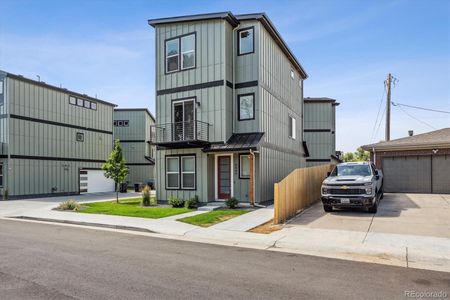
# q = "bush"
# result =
<box><xmin>225</xmin><ymin>197</ymin><xmax>239</xmax><ymax>209</ymax></box>
<box><xmin>141</xmin><ymin>185</ymin><xmax>151</xmax><ymax>206</ymax></box>
<box><xmin>2</xmin><ymin>188</ymin><xmax>8</xmax><ymax>201</ymax></box>
<box><xmin>184</xmin><ymin>195</ymin><xmax>199</xmax><ymax>209</ymax></box>
<box><xmin>57</xmin><ymin>200</ymin><xmax>81</xmax><ymax>211</ymax></box>
<box><xmin>168</xmin><ymin>196</ymin><xmax>184</xmax><ymax>208</ymax></box>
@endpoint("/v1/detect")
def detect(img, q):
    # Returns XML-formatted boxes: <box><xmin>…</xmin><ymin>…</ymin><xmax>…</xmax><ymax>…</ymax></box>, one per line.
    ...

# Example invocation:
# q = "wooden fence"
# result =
<box><xmin>273</xmin><ymin>164</ymin><xmax>334</xmax><ymax>224</ymax></box>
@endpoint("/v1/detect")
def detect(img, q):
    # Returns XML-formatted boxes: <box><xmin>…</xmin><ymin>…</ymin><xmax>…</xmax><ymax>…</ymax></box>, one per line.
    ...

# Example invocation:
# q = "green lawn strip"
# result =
<box><xmin>79</xmin><ymin>198</ymin><xmax>192</xmax><ymax>219</ymax></box>
<box><xmin>177</xmin><ymin>209</ymin><xmax>251</xmax><ymax>227</ymax></box>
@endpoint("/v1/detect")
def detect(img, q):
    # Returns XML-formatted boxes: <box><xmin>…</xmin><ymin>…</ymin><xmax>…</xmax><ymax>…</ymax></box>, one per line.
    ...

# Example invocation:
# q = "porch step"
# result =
<box><xmin>198</xmin><ymin>205</ymin><xmax>222</xmax><ymax>211</ymax></box>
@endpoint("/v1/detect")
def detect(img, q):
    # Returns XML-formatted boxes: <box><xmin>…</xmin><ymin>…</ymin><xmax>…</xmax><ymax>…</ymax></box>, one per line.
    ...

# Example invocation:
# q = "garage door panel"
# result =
<box><xmin>79</xmin><ymin>169</ymin><xmax>115</xmax><ymax>193</ymax></box>
<box><xmin>382</xmin><ymin>156</ymin><xmax>431</xmax><ymax>193</ymax></box>
<box><xmin>432</xmin><ymin>156</ymin><xmax>450</xmax><ymax>194</ymax></box>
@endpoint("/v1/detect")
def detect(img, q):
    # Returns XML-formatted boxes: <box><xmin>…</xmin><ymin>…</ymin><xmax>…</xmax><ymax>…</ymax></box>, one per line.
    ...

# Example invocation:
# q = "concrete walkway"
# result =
<box><xmin>1</xmin><ymin>192</ymin><xmax>449</xmax><ymax>273</ymax></box>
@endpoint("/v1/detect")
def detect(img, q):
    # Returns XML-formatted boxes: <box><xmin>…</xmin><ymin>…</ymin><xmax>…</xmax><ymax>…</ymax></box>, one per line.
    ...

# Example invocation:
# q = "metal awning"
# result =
<box><xmin>203</xmin><ymin>132</ymin><xmax>264</xmax><ymax>152</ymax></box>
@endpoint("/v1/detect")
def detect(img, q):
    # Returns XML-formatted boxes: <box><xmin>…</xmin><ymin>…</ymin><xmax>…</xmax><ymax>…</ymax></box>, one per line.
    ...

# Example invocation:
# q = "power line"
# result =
<box><xmin>373</xmin><ymin>106</ymin><xmax>386</xmax><ymax>142</ymax></box>
<box><xmin>370</xmin><ymin>85</ymin><xmax>386</xmax><ymax>142</ymax></box>
<box><xmin>392</xmin><ymin>102</ymin><xmax>450</xmax><ymax>114</ymax></box>
<box><xmin>395</xmin><ymin>105</ymin><xmax>437</xmax><ymax>130</ymax></box>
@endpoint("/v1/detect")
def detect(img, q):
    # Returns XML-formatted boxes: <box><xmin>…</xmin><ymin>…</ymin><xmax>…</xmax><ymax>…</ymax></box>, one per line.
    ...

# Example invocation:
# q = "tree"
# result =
<box><xmin>342</xmin><ymin>147</ymin><xmax>370</xmax><ymax>162</ymax></box>
<box><xmin>102</xmin><ymin>140</ymin><xmax>128</xmax><ymax>203</ymax></box>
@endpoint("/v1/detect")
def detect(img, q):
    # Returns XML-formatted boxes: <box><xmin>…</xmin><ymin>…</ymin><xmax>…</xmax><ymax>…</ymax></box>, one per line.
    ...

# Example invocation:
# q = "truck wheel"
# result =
<box><xmin>323</xmin><ymin>205</ymin><xmax>332</xmax><ymax>212</ymax></box>
<box><xmin>368</xmin><ymin>201</ymin><xmax>378</xmax><ymax>214</ymax></box>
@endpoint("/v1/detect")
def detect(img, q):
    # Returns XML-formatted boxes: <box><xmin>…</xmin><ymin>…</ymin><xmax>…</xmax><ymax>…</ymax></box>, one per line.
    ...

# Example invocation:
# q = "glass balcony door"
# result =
<box><xmin>173</xmin><ymin>99</ymin><xmax>195</xmax><ymax>141</ymax></box>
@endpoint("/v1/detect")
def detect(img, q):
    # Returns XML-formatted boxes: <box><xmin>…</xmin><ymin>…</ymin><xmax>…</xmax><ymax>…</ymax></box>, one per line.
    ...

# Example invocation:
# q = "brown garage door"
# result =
<box><xmin>432</xmin><ymin>155</ymin><xmax>450</xmax><ymax>194</ymax></box>
<box><xmin>382</xmin><ymin>156</ymin><xmax>432</xmax><ymax>193</ymax></box>
<box><xmin>383</xmin><ymin>155</ymin><xmax>450</xmax><ymax>194</ymax></box>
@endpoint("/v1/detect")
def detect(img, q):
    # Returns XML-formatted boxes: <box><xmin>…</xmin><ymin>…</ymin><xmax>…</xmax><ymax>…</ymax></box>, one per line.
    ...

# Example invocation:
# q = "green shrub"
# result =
<box><xmin>184</xmin><ymin>195</ymin><xmax>199</xmax><ymax>209</ymax></box>
<box><xmin>57</xmin><ymin>200</ymin><xmax>81</xmax><ymax>211</ymax></box>
<box><xmin>168</xmin><ymin>196</ymin><xmax>184</xmax><ymax>208</ymax></box>
<box><xmin>141</xmin><ymin>185</ymin><xmax>151</xmax><ymax>206</ymax></box>
<box><xmin>225</xmin><ymin>197</ymin><xmax>239</xmax><ymax>209</ymax></box>
<box><xmin>2</xmin><ymin>188</ymin><xmax>8</xmax><ymax>201</ymax></box>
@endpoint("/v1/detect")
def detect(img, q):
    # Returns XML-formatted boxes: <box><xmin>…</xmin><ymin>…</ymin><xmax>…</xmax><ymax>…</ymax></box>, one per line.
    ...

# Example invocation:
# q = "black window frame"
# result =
<box><xmin>0</xmin><ymin>162</ymin><xmax>3</xmax><ymax>187</ymax></box>
<box><xmin>239</xmin><ymin>153</ymin><xmax>251</xmax><ymax>179</ymax></box>
<box><xmin>76</xmin><ymin>132</ymin><xmax>84</xmax><ymax>142</ymax></box>
<box><xmin>90</xmin><ymin>102</ymin><xmax>97</xmax><ymax>110</ymax></box>
<box><xmin>123</xmin><ymin>120</ymin><xmax>129</xmax><ymax>127</ymax></box>
<box><xmin>237</xmin><ymin>26</ymin><xmax>255</xmax><ymax>56</ymax></box>
<box><xmin>76</xmin><ymin>98</ymin><xmax>84</xmax><ymax>107</ymax></box>
<box><xmin>237</xmin><ymin>93</ymin><xmax>255</xmax><ymax>121</ymax></box>
<box><xmin>165</xmin><ymin>154</ymin><xmax>197</xmax><ymax>190</ymax></box>
<box><xmin>165</xmin><ymin>32</ymin><xmax>197</xmax><ymax>74</ymax></box>
<box><xmin>84</xmin><ymin>99</ymin><xmax>91</xmax><ymax>109</ymax></box>
<box><xmin>69</xmin><ymin>95</ymin><xmax>77</xmax><ymax>105</ymax></box>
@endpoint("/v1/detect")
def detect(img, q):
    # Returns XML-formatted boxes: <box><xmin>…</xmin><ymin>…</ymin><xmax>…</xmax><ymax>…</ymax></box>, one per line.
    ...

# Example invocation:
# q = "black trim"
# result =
<box><xmin>304</xmin><ymin>129</ymin><xmax>331</xmax><ymax>133</ymax></box>
<box><xmin>306</xmin><ymin>158</ymin><xmax>331</xmax><ymax>162</ymax></box>
<box><xmin>226</xmin><ymin>81</ymin><xmax>233</xmax><ymax>89</ymax></box>
<box><xmin>10</xmin><ymin>155</ymin><xmax>105</xmax><ymax>163</ymax></box>
<box><xmin>237</xmin><ymin>26</ymin><xmax>255</xmax><ymax>56</ymax></box>
<box><xmin>302</xmin><ymin>141</ymin><xmax>310</xmax><ymax>157</ymax></box>
<box><xmin>10</xmin><ymin>114</ymin><xmax>113</xmax><ymax>135</ymax></box>
<box><xmin>165</xmin><ymin>154</ymin><xmax>197</xmax><ymax>191</ymax></box>
<box><xmin>148</xmin><ymin>12</ymin><xmax>240</xmax><ymax>28</ymax></box>
<box><xmin>235</xmin><ymin>80</ymin><xmax>258</xmax><ymax>89</ymax></box>
<box><xmin>164</xmin><ymin>32</ymin><xmax>197</xmax><ymax>75</ymax></box>
<box><xmin>119</xmin><ymin>140</ymin><xmax>146</xmax><ymax>143</ymax></box>
<box><xmin>238</xmin><ymin>153</ymin><xmax>250</xmax><ymax>179</ymax></box>
<box><xmin>125</xmin><ymin>163</ymin><xmax>154</xmax><ymax>166</ymax></box>
<box><xmin>0</xmin><ymin>155</ymin><xmax>7</xmax><ymax>159</ymax></box>
<box><xmin>237</xmin><ymin>93</ymin><xmax>255</xmax><ymax>121</ymax></box>
<box><xmin>156</xmin><ymin>80</ymin><xmax>224</xmax><ymax>96</ymax></box>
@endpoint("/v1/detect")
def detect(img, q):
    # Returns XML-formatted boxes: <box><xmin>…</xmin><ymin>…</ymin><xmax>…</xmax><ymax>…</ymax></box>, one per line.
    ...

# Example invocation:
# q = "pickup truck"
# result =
<box><xmin>321</xmin><ymin>162</ymin><xmax>383</xmax><ymax>213</ymax></box>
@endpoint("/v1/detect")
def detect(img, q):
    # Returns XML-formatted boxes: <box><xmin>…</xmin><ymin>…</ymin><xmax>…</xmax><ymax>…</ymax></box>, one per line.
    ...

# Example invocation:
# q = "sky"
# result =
<box><xmin>0</xmin><ymin>0</ymin><xmax>449</xmax><ymax>152</ymax></box>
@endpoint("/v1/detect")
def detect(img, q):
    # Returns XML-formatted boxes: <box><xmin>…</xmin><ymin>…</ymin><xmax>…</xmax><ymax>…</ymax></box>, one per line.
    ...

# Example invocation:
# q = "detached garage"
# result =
<box><xmin>362</xmin><ymin>128</ymin><xmax>450</xmax><ymax>194</ymax></box>
<box><xmin>79</xmin><ymin>169</ymin><xmax>115</xmax><ymax>193</ymax></box>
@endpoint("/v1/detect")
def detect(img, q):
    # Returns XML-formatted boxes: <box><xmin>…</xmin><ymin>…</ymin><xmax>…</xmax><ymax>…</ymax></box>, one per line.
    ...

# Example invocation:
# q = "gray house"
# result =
<box><xmin>0</xmin><ymin>71</ymin><xmax>116</xmax><ymax>198</ymax></box>
<box><xmin>113</xmin><ymin>108</ymin><xmax>156</xmax><ymax>185</ymax></box>
<box><xmin>304</xmin><ymin>97</ymin><xmax>341</xmax><ymax>166</ymax></box>
<box><xmin>148</xmin><ymin>12</ymin><xmax>309</xmax><ymax>204</ymax></box>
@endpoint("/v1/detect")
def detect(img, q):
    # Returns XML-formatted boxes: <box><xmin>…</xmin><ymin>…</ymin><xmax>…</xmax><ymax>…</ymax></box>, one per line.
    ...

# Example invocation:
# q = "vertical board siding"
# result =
<box><xmin>274</xmin><ymin>164</ymin><xmax>334</xmax><ymax>224</ymax></box>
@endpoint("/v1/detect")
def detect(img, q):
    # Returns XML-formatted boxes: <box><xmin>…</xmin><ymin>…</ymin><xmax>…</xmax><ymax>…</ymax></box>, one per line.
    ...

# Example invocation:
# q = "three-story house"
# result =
<box><xmin>148</xmin><ymin>12</ymin><xmax>308</xmax><ymax>204</ymax></box>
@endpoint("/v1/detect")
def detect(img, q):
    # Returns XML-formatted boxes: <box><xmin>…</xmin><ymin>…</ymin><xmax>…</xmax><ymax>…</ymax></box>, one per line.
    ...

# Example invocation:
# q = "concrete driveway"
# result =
<box><xmin>289</xmin><ymin>193</ymin><xmax>450</xmax><ymax>238</ymax></box>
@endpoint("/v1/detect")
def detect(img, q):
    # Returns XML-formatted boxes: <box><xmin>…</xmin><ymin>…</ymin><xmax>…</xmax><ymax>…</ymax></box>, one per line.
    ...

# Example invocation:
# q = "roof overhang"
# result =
<box><xmin>362</xmin><ymin>143</ymin><xmax>450</xmax><ymax>152</ymax></box>
<box><xmin>148</xmin><ymin>11</ymin><xmax>239</xmax><ymax>27</ymax></box>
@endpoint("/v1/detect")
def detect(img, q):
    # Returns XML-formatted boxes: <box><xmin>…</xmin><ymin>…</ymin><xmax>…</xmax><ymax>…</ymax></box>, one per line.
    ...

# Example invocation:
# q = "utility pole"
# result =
<box><xmin>385</xmin><ymin>73</ymin><xmax>392</xmax><ymax>141</ymax></box>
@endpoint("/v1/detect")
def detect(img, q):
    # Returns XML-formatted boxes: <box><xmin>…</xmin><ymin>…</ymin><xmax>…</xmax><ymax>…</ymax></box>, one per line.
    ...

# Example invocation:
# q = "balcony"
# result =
<box><xmin>150</xmin><ymin>121</ymin><xmax>210</xmax><ymax>148</ymax></box>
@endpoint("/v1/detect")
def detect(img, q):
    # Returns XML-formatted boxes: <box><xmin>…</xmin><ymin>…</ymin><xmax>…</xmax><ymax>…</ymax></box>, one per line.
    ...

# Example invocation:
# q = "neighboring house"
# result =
<box><xmin>0</xmin><ymin>70</ymin><xmax>116</xmax><ymax>199</ymax></box>
<box><xmin>303</xmin><ymin>97</ymin><xmax>341</xmax><ymax>166</ymax></box>
<box><xmin>362</xmin><ymin>128</ymin><xmax>450</xmax><ymax>194</ymax></box>
<box><xmin>113</xmin><ymin>108</ymin><xmax>156</xmax><ymax>185</ymax></box>
<box><xmin>148</xmin><ymin>12</ymin><xmax>309</xmax><ymax>204</ymax></box>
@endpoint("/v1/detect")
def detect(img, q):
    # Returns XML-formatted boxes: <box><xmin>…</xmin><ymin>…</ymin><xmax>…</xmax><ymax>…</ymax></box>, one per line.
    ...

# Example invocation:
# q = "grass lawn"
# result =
<box><xmin>177</xmin><ymin>209</ymin><xmax>251</xmax><ymax>227</ymax></box>
<box><xmin>79</xmin><ymin>197</ymin><xmax>192</xmax><ymax>219</ymax></box>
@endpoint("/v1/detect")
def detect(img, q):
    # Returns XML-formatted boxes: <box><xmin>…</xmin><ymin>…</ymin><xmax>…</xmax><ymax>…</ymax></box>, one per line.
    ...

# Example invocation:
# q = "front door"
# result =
<box><xmin>217</xmin><ymin>156</ymin><xmax>231</xmax><ymax>199</ymax></box>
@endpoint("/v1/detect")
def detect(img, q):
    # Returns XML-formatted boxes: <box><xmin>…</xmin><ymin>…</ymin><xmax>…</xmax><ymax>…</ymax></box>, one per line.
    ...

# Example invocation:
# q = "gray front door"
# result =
<box><xmin>382</xmin><ymin>156</ymin><xmax>432</xmax><ymax>193</ymax></box>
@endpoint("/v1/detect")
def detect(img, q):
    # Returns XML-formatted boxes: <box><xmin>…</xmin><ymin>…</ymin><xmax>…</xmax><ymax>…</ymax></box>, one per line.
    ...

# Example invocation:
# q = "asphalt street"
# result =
<box><xmin>0</xmin><ymin>219</ymin><xmax>448</xmax><ymax>300</ymax></box>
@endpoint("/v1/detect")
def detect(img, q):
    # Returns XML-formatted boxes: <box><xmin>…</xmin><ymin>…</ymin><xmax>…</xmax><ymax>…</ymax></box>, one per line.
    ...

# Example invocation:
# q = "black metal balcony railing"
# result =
<box><xmin>150</xmin><ymin>121</ymin><xmax>210</xmax><ymax>146</ymax></box>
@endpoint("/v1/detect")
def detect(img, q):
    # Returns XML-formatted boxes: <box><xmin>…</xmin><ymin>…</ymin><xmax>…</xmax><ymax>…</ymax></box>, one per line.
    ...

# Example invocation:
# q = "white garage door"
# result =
<box><xmin>79</xmin><ymin>169</ymin><xmax>115</xmax><ymax>193</ymax></box>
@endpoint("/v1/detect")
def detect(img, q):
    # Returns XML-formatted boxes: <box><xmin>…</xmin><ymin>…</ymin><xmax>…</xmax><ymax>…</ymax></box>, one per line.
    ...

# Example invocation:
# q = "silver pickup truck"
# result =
<box><xmin>321</xmin><ymin>162</ymin><xmax>383</xmax><ymax>213</ymax></box>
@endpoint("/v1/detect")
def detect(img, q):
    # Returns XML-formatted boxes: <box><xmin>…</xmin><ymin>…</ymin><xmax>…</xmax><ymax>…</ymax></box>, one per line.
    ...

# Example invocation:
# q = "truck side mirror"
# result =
<box><xmin>374</xmin><ymin>170</ymin><xmax>379</xmax><ymax>175</ymax></box>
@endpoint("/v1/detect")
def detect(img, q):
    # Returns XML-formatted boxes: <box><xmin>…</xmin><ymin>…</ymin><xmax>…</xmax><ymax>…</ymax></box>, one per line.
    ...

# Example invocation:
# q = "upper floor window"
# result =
<box><xmin>238</xmin><ymin>93</ymin><xmax>255</xmax><ymax>121</ymax></box>
<box><xmin>0</xmin><ymin>163</ymin><xmax>3</xmax><ymax>187</ymax></box>
<box><xmin>76</xmin><ymin>132</ymin><xmax>84</xmax><ymax>142</ymax></box>
<box><xmin>0</xmin><ymin>81</ymin><xmax>3</xmax><ymax>94</ymax></box>
<box><xmin>290</xmin><ymin>69</ymin><xmax>295</xmax><ymax>79</ymax></box>
<box><xmin>165</xmin><ymin>33</ymin><xmax>196</xmax><ymax>73</ymax></box>
<box><xmin>238</xmin><ymin>27</ymin><xmax>254</xmax><ymax>55</ymax></box>
<box><xmin>288</xmin><ymin>115</ymin><xmax>296</xmax><ymax>139</ymax></box>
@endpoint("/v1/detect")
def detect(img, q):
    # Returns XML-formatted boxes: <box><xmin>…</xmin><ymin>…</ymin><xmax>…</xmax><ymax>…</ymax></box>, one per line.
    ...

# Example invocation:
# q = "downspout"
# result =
<box><xmin>232</xmin><ymin>23</ymin><xmax>240</xmax><ymax>135</ymax></box>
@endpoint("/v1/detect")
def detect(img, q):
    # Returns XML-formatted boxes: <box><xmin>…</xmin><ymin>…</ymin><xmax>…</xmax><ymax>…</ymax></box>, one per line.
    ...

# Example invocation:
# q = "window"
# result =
<box><xmin>165</xmin><ymin>38</ymin><xmax>179</xmax><ymax>73</ymax></box>
<box><xmin>76</xmin><ymin>132</ymin><xmax>84</xmax><ymax>142</ymax></box>
<box><xmin>165</xmin><ymin>33</ymin><xmax>196</xmax><ymax>73</ymax></box>
<box><xmin>77</xmin><ymin>98</ymin><xmax>84</xmax><ymax>107</ymax></box>
<box><xmin>181</xmin><ymin>34</ymin><xmax>195</xmax><ymax>69</ymax></box>
<box><xmin>118</xmin><ymin>121</ymin><xmax>123</xmax><ymax>126</ymax></box>
<box><xmin>0</xmin><ymin>163</ymin><xmax>3</xmax><ymax>187</ymax></box>
<box><xmin>113</xmin><ymin>121</ymin><xmax>117</xmax><ymax>126</ymax></box>
<box><xmin>123</xmin><ymin>120</ymin><xmax>129</xmax><ymax>127</ymax></box>
<box><xmin>91</xmin><ymin>102</ymin><xmax>97</xmax><ymax>110</ymax></box>
<box><xmin>166</xmin><ymin>157</ymin><xmax>180</xmax><ymax>189</ymax></box>
<box><xmin>239</xmin><ymin>154</ymin><xmax>250</xmax><ymax>179</ymax></box>
<box><xmin>84</xmin><ymin>100</ymin><xmax>91</xmax><ymax>108</ymax></box>
<box><xmin>114</xmin><ymin>120</ymin><xmax>129</xmax><ymax>127</ymax></box>
<box><xmin>290</xmin><ymin>69</ymin><xmax>295</xmax><ymax>79</ymax></box>
<box><xmin>166</xmin><ymin>155</ymin><xmax>196</xmax><ymax>190</ymax></box>
<box><xmin>69</xmin><ymin>96</ymin><xmax>76</xmax><ymax>105</ymax></box>
<box><xmin>299</xmin><ymin>79</ymin><xmax>302</xmax><ymax>88</ymax></box>
<box><xmin>238</xmin><ymin>27</ymin><xmax>254</xmax><ymax>55</ymax></box>
<box><xmin>288</xmin><ymin>116</ymin><xmax>296</xmax><ymax>139</ymax></box>
<box><xmin>238</xmin><ymin>93</ymin><xmax>255</xmax><ymax>121</ymax></box>
<box><xmin>181</xmin><ymin>156</ymin><xmax>195</xmax><ymax>189</ymax></box>
<box><xmin>0</xmin><ymin>81</ymin><xmax>3</xmax><ymax>94</ymax></box>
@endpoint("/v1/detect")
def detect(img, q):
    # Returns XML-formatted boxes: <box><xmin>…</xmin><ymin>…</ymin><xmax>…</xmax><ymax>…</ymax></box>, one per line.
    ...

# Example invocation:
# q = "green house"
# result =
<box><xmin>113</xmin><ymin>108</ymin><xmax>156</xmax><ymax>186</ymax></box>
<box><xmin>0</xmin><ymin>71</ymin><xmax>116</xmax><ymax>199</ymax></box>
<box><xmin>148</xmin><ymin>12</ymin><xmax>309</xmax><ymax>204</ymax></box>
